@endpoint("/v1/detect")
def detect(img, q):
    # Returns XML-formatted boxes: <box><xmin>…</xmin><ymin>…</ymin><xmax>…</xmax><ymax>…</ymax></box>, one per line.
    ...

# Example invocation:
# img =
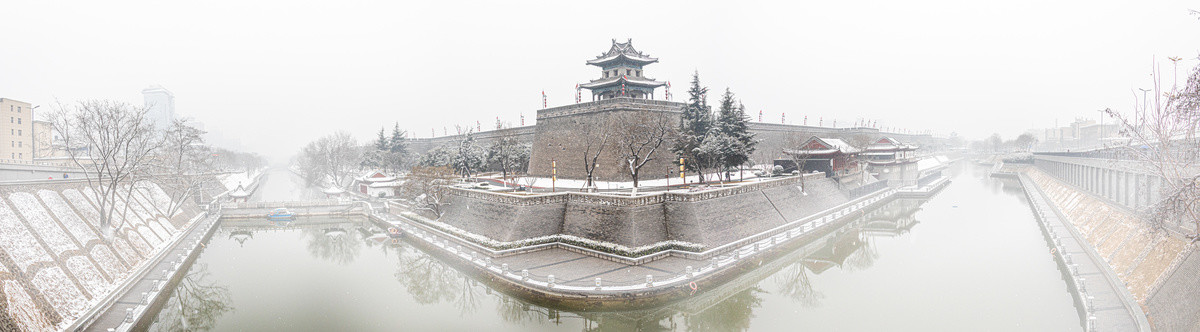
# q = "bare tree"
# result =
<box><xmin>614</xmin><ymin>112</ymin><xmax>677</xmax><ymax>193</ymax></box>
<box><xmin>1104</xmin><ymin>58</ymin><xmax>1200</xmax><ymax>239</ymax></box>
<box><xmin>298</xmin><ymin>132</ymin><xmax>362</xmax><ymax>187</ymax></box>
<box><xmin>150</xmin><ymin>118</ymin><xmax>213</xmax><ymax>217</ymax></box>
<box><xmin>487</xmin><ymin>135</ymin><xmax>529</xmax><ymax>186</ymax></box>
<box><xmin>49</xmin><ymin>100</ymin><xmax>163</xmax><ymax>235</ymax></box>
<box><xmin>401</xmin><ymin>166</ymin><xmax>455</xmax><ymax>219</ymax></box>
<box><xmin>782</xmin><ymin>133</ymin><xmax>815</xmax><ymax>190</ymax></box>
<box><xmin>451</xmin><ymin>126</ymin><xmax>486</xmax><ymax>179</ymax></box>
<box><xmin>580</xmin><ymin>114</ymin><xmax>615</xmax><ymax>191</ymax></box>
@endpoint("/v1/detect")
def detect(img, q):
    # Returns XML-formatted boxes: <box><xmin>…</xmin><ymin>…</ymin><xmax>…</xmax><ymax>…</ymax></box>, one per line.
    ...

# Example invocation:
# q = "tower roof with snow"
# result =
<box><xmin>586</xmin><ymin>39</ymin><xmax>659</xmax><ymax>66</ymax></box>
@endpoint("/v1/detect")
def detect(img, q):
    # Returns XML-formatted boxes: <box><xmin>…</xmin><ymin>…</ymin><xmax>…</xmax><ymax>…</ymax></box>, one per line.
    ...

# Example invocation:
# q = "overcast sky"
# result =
<box><xmin>2</xmin><ymin>0</ymin><xmax>1197</xmax><ymax>162</ymax></box>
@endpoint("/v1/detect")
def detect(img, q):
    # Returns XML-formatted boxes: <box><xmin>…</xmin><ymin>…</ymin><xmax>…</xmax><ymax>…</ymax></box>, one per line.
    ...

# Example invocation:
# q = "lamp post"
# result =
<box><xmin>551</xmin><ymin>159</ymin><xmax>556</xmax><ymax>193</ymax></box>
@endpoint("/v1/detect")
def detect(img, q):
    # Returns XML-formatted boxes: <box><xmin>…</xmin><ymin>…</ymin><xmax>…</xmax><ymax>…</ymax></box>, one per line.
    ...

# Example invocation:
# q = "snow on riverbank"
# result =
<box><xmin>0</xmin><ymin>180</ymin><xmax>198</xmax><ymax>331</ymax></box>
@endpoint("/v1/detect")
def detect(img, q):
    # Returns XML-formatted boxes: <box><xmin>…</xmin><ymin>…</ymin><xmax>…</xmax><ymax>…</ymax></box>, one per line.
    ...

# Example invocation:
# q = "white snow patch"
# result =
<box><xmin>135</xmin><ymin>226</ymin><xmax>162</xmax><ymax>247</ymax></box>
<box><xmin>110</xmin><ymin>237</ymin><xmax>142</xmax><ymax>266</ymax></box>
<box><xmin>220</xmin><ymin>172</ymin><xmax>254</xmax><ymax>191</ymax></box>
<box><xmin>9</xmin><ymin>192</ymin><xmax>78</xmax><ymax>255</ymax></box>
<box><xmin>29</xmin><ymin>267</ymin><xmax>87</xmax><ymax>321</ymax></box>
<box><xmin>66</xmin><ymin>255</ymin><xmax>111</xmax><ymax>297</ymax></box>
<box><xmin>5</xmin><ymin>280</ymin><xmax>55</xmax><ymax>332</ymax></box>
<box><xmin>62</xmin><ymin>189</ymin><xmax>100</xmax><ymax>228</ymax></box>
<box><xmin>90</xmin><ymin>245</ymin><xmax>126</xmax><ymax>282</ymax></box>
<box><xmin>0</xmin><ymin>199</ymin><xmax>53</xmax><ymax>273</ymax></box>
<box><xmin>38</xmin><ymin>190</ymin><xmax>100</xmax><ymax>245</ymax></box>
<box><xmin>124</xmin><ymin>229</ymin><xmax>153</xmax><ymax>255</ymax></box>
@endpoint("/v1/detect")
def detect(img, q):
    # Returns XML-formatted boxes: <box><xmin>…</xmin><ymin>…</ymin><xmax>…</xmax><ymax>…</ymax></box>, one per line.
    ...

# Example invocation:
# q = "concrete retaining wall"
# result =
<box><xmin>0</xmin><ymin>179</ymin><xmax>203</xmax><ymax>331</ymax></box>
<box><xmin>1026</xmin><ymin>167</ymin><xmax>1200</xmax><ymax>331</ymax></box>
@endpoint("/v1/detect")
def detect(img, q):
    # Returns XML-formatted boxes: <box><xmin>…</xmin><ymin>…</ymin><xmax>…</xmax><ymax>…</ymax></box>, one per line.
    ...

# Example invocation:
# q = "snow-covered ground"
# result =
<box><xmin>219</xmin><ymin>170</ymin><xmax>260</xmax><ymax>191</ymax></box>
<box><xmin>0</xmin><ymin>181</ymin><xmax>191</xmax><ymax>331</ymax></box>
<box><xmin>480</xmin><ymin>171</ymin><xmax>767</xmax><ymax>191</ymax></box>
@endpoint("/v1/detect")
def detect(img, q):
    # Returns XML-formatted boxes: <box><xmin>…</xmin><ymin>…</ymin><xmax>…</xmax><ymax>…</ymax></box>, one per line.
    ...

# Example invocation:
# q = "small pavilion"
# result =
<box><xmin>229</xmin><ymin>184</ymin><xmax>251</xmax><ymax>202</ymax></box>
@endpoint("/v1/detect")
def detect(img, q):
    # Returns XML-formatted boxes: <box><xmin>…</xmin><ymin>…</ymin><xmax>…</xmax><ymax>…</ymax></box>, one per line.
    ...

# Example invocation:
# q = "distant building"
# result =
<box><xmin>778</xmin><ymin>136</ymin><xmax>863</xmax><ymax>180</ymax></box>
<box><xmin>142</xmin><ymin>85</ymin><xmax>176</xmax><ymax>130</ymax></box>
<box><xmin>1</xmin><ymin>98</ymin><xmax>33</xmax><ymax>161</ymax></box>
<box><xmin>32</xmin><ymin>119</ymin><xmax>57</xmax><ymax>158</ymax></box>
<box><xmin>1034</xmin><ymin>117</ymin><xmax>1120</xmax><ymax>152</ymax></box>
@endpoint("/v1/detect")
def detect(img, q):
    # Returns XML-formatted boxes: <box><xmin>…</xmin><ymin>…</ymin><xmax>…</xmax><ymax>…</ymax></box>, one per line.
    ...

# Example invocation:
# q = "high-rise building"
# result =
<box><xmin>142</xmin><ymin>84</ymin><xmax>176</xmax><ymax>130</ymax></box>
<box><xmin>1</xmin><ymin>98</ymin><xmax>33</xmax><ymax>161</ymax></box>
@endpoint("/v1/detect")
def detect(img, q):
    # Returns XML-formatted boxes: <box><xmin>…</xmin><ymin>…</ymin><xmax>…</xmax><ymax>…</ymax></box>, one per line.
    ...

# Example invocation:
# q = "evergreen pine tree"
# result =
<box><xmin>672</xmin><ymin>71</ymin><xmax>712</xmax><ymax>179</ymax></box>
<box><xmin>375</xmin><ymin>127</ymin><xmax>389</xmax><ymax>151</ymax></box>
<box><xmin>715</xmin><ymin>89</ymin><xmax>756</xmax><ymax>178</ymax></box>
<box><xmin>389</xmin><ymin>122</ymin><xmax>408</xmax><ymax>155</ymax></box>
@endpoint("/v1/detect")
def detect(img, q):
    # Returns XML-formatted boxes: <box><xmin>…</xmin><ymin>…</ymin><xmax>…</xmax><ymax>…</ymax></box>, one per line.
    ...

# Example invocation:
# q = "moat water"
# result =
<box><xmin>149</xmin><ymin>165</ymin><xmax>1082</xmax><ymax>331</ymax></box>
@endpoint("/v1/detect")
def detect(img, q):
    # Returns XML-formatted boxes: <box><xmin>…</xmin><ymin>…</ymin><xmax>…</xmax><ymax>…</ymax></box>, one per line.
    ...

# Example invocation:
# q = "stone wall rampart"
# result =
<box><xmin>438</xmin><ymin>173</ymin><xmax>846</xmax><ymax>248</ymax></box>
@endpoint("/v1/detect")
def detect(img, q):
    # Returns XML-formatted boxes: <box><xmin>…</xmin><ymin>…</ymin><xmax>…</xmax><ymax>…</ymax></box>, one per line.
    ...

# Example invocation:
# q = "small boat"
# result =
<box><xmin>267</xmin><ymin>208</ymin><xmax>294</xmax><ymax>220</ymax></box>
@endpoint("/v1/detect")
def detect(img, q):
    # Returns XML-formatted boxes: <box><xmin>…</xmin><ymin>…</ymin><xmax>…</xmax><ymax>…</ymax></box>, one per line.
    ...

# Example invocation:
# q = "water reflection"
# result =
<box><xmin>305</xmin><ymin>227</ymin><xmax>362</xmax><ymax>265</ymax></box>
<box><xmin>150</xmin><ymin>264</ymin><xmax>233</xmax><ymax>331</ymax></box>
<box><xmin>154</xmin><ymin>167</ymin><xmax>1080</xmax><ymax>331</ymax></box>
<box><xmin>393</xmin><ymin>244</ymin><xmax>483</xmax><ymax>314</ymax></box>
<box><xmin>684</xmin><ymin>287</ymin><xmax>764</xmax><ymax>332</ymax></box>
<box><xmin>376</xmin><ymin>198</ymin><xmax>931</xmax><ymax>331</ymax></box>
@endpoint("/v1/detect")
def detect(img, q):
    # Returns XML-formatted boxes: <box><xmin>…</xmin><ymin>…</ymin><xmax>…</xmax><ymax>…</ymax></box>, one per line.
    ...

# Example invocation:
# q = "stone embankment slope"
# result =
<box><xmin>0</xmin><ymin>172</ymin><xmax>251</xmax><ymax>331</ymax></box>
<box><xmin>1026</xmin><ymin>168</ymin><xmax>1199</xmax><ymax>330</ymax></box>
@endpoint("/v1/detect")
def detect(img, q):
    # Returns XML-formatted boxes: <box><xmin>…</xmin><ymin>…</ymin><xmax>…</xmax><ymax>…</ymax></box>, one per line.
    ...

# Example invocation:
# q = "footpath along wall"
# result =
<box><xmin>438</xmin><ymin>173</ymin><xmax>852</xmax><ymax>249</ymax></box>
<box><xmin>0</xmin><ymin>172</ymin><xmax>252</xmax><ymax>331</ymax></box>
<box><xmin>1026</xmin><ymin>168</ymin><xmax>1200</xmax><ymax>330</ymax></box>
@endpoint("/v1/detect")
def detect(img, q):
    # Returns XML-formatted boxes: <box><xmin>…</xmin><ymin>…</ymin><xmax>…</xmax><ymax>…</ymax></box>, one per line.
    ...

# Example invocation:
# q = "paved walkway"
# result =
<box><xmin>1019</xmin><ymin>173</ymin><xmax>1151</xmax><ymax>332</ymax></box>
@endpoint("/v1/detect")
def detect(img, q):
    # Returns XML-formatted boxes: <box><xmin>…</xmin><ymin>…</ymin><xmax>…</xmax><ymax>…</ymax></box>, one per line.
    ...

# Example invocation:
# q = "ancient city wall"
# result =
<box><xmin>1026</xmin><ymin>165</ymin><xmax>1200</xmax><ymax>330</ymax></box>
<box><xmin>408</xmin><ymin>125</ymin><xmax>537</xmax><ymax>155</ymax></box>
<box><xmin>0</xmin><ymin>179</ymin><xmax>205</xmax><ymax>331</ymax></box>
<box><xmin>437</xmin><ymin>173</ymin><xmax>848</xmax><ymax>249</ymax></box>
<box><xmin>439</xmin><ymin>189</ymin><xmax>567</xmax><ymax>242</ymax></box>
<box><xmin>409</xmin><ymin>97</ymin><xmax>947</xmax><ymax>182</ymax></box>
<box><xmin>665</xmin><ymin>175</ymin><xmax>846</xmax><ymax>247</ymax></box>
<box><xmin>527</xmin><ymin>99</ymin><xmax>684</xmax><ymax>182</ymax></box>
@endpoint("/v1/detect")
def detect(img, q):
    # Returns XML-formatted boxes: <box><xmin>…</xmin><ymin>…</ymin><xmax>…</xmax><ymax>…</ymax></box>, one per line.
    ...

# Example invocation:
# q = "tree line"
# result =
<box><xmin>296</xmin><ymin>124</ymin><xmax>532</xmax><ymax>187</ymax></box>
<box><xmin>672</xmin><ymin>71</ymin><xmax>757</xmax><ymax>184</ymax></box>
<box><xmin>50</xmin><ymin>100</ymin><xmax>265</xmax><ymax>236</ymax></box>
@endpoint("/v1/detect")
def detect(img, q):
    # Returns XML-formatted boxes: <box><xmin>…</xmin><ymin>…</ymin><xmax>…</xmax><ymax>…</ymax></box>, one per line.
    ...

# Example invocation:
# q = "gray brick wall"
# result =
<box><xmin>437</xmin><ymin>175</ymin><xmax>851</xmax><ymax>249</ymax></box>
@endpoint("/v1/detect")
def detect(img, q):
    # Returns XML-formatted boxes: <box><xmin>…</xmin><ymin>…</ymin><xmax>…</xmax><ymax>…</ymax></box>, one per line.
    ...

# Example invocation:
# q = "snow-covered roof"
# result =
<box><xmin>229</xmin><ymin>185</ymin><xmax>250</xmax><ymax>198</ymax></box>
<box><xmin>368</xmin><ymin>180</ymin><xmax>403</xmax><ymax>188</ymax></box>
<box><xmin>785</xmin><ymin>137</ymin><xmax>861</xmax><ymax>156</ymax></box>
<box><xmin>357</xmin><ymin>169</ymin><xmax>394</xmax><ymax>182</ymax></box>
<box><xmin>867</xmin><ymin>136</ymin><xmax>917</xmax><ymax>151</ymax></box>
<box><xmin>917</xmin><ymin>156</ymin><xmax>948</xmax><ymax>172</ymax></box>
<box><xmin>322</xmin><ymin>186</ymin><xmax>344</xmax><ymax>195</ymax></box>
<box><xmin>579</xmin><ymin>75</ymin><xmax>666</xmax><ymax>89</ymax></box>
<box><xmin>586</xmin><ymin>39</ymin><xmax>659</xmax><ymax>66</ymax></box>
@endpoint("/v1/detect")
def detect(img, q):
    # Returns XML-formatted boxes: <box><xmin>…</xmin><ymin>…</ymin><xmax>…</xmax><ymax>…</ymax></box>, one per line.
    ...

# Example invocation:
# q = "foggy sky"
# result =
<box><xmin>1</xmin><ymin>0</ymin><xmax>1197</xmax><ymax>162</ymax></box>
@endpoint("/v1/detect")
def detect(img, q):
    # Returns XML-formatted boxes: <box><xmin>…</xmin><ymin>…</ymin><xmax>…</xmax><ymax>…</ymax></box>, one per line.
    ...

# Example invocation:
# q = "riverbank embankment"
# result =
<box><xmin>0</xmin><ymin>171</ymin><xmax>261</xmax><ymax>332</ymax></box>
<box><xmin>1022</xmin><ymin>166</ymin><xmax>1200</xmax><ymax>331</ymax></box>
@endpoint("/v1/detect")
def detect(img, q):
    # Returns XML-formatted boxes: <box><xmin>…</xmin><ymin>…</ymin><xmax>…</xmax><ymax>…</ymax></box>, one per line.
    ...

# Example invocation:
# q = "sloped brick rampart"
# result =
<box><xmin>439</xmin><ymin>173</ymin><xmax>848</xmax><ymax>249</ymax></box>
